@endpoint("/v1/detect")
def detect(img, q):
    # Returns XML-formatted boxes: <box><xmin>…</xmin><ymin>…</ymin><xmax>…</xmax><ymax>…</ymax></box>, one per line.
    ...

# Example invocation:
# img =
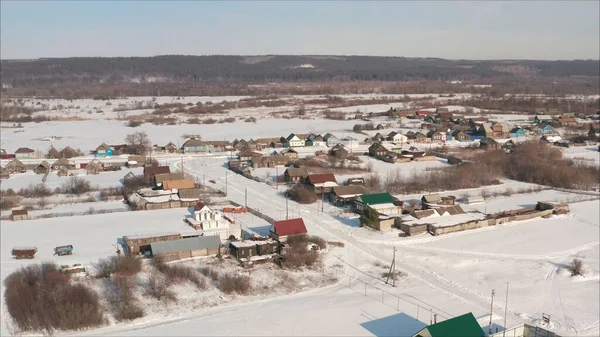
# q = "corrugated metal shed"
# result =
<box><xmin>150</xmin><ymin>235</ymin><xmax>221</xmax><ymax>255</ymax></box>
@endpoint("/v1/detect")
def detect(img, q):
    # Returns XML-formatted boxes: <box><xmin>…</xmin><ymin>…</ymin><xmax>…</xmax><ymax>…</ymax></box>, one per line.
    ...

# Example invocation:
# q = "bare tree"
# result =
<box><xmin>125</xmin><ymin>131</ymin><xmax>151</xmax><ymax>155</ymax></box>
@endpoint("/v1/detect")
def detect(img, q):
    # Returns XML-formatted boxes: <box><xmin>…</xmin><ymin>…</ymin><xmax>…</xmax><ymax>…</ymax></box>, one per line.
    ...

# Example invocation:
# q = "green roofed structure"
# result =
<box><xmin>354</xmin><ymin>192</ymin><xmax>401</xmax><ymax>215</ymax></box>
<box><xmin>412</xmin><ymin>312</ymin><xmax>484</xmax><ymax>337</ymax></box>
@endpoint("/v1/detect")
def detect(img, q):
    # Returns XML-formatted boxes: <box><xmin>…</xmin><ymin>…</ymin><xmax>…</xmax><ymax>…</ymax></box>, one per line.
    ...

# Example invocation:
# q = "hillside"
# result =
<box><xmin>1</xmin><ymin>56</ymin><xmax>598</xmax><ymax>88</ymax></box>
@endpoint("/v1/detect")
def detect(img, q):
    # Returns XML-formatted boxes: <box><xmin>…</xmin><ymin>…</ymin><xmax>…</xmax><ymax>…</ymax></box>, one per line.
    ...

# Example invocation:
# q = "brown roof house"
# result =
<box><xmin>34</xmin><ymin>161</ymin><xmax>51</xmax><ymax>175</ymax></box>
<box><xmin>280</xmin><ymin>148</ymin><xmax>299</xmax><ymax>159</ymax></box>
<box><xmin>162</xmin><ymin>179</ymin><xmax>195</xmax><ymax>191</ymax></box>
<box><xmin>11</xmin><ymin>209</ymin><xmax>29</xmax><ymax>221</ymax></box>
<box><xmin>52</xmin><ymin>157</ymin><xmax>76</xmax><ymax>171</ymax></box>
<box><xmin>15</xmin><ymin>147</ymin><xmax>35</xmax><ymax>159</ymax></box>
<box><xmin>4</xmin><ymin>159</ymin><xmax>26</xmax><ymax>174</ymax></box>
<box><xmin>284</xmin><ymin>167</ymin><xmax>309</xmax><ymax>183</ymax></box>
<box><xmin>85</xmin><ymin>159</ymin><xmax>104</xmax><ymax>175</ymax></box>
<box><xmin>238</xmin><ymin>150</ymin><xmax>263</xmax><ymax>162</ymax></box>
<box><xmin>369</xmin><ymin>143</ymin><xmax>389</xmax><ymax>157</ymax></box>
<box><xmin>330</xmin><ymin>185</ymin><xmax>367</xmax><ymax>206</ymax></box>
<box><xmin>154</xmin><ymin>172</ymin><xmax>185</xmax><ymax>187</ymax></box>
<box><xmin>144</xmin><ymin>165</ymin><xmax>171</xmax><ymax>183</ymax></box>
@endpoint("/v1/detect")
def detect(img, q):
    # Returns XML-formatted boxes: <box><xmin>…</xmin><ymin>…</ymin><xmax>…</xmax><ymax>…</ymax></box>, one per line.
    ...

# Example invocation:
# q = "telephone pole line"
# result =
<box><xmin>503</xmin><ymin>282</ymin><xmax>509</xmax><ymax>337</ymax></box>
<box><xmin>489</xmin><ymin>289</ymin><xmax>495</xmax><ymax>334</ymax></box>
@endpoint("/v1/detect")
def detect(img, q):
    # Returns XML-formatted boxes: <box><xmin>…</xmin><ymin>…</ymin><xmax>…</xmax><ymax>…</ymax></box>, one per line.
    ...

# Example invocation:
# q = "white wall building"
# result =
<box><xmin>190</xmin><ymin>203</ymin><xmax>241</xmax><ymax>241</ymax></box>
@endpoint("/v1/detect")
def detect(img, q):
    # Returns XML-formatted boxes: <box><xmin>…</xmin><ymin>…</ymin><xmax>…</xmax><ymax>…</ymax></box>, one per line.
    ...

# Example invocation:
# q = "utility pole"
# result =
<box><xmin>489</xmin><ymin>289</ymin><xmax>495</xmax><ymax>334</ymax></box>
<box><xmin>245</xmin><ymin>188</ymin><xmax>247</xmax><ymax>208</ymax></box>
<box><xmin>225</xmin><ymin>170</ymin><xmax>228</xmax><ymax>196</ymax></box>
<box><xmin>203</xmin><ymin>173</ymin><xmax>206</xmax><ymax>187</ymax></box>
<box><xmin>276</xmin><ymin>166</ymin><xmax>279</xmax><ymax>190</ymax></box>
<box><xmin>503</xmin><ymin>282</ymin><xmax>509</xmax><ymax>337</ymax></box>
<box><xmin>181</xmin><ymin>156</ymin><xmax>184</xmax><ymax>175</ymax></box>
<box><xmin>286</xmin><ymin>196</ymin><xmax>289</xmax><ymax>220</ymax></box>
<box><xmin>385</xmin><ymin>247</ymin><xmax>396</xmax><ymax>286</ymax></box>
<box><xmin>321</xmin><ymin>191</ymin><xmax>324</xmax><ymax>213</ymax></box>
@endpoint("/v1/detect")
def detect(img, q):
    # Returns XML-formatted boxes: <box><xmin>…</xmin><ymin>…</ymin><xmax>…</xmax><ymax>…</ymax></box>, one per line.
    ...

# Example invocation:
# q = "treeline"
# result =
<box><xmin>2</xmin><ymin>56</ymin><xmax>598</xmax><ymax>88</ymax></box>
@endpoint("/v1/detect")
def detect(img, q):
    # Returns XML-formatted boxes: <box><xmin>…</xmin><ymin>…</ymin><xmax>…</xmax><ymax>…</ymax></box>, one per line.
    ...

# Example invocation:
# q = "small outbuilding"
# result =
<box><xmin>150</xmin><ymin>235</ymin><xmax>222</xmax><ymax>262</ymax></box>
<box><xmin>11</xmin><ymin>209</ymin><xmax>29</xmax><ymax>221</ymax></box>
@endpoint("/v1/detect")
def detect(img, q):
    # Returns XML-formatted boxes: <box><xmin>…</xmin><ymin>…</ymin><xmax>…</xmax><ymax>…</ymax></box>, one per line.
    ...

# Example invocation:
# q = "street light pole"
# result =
<box><xmin>225</xmin><ymin>170</ymin><xmax>228</xmax><ymax>196</ymax></box>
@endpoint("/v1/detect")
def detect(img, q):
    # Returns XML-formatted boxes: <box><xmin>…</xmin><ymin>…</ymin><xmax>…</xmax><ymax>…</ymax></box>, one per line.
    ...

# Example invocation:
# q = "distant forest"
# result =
<box><xmin>1</xmin><ymin>55</ymin><xmax>599</xmax><ymax>87</ymax></box>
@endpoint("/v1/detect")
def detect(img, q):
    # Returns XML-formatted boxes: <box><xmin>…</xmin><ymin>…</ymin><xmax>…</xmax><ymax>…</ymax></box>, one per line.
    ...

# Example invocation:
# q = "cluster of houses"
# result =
<box><xmin>0</xmin><ymin>157</ymin><xmax>116</xmax><ymax>179</ymax></box>
<box><xmin>122</xmin><ymin>201</ymin><xmax>310</xmax><ymax>265</ymax></box>
<box><xmin>125</xmin><ymin>165</ymin><xmax>204</xmax><ymax>210</ymax></box>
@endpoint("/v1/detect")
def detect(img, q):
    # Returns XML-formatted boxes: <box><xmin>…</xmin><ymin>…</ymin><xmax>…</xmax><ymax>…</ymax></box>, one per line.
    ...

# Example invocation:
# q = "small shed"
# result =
<box><xmin>123</xmin><ymin>232</ymin><xmax>182</xmax><ymax>255</ymax></box>
<box><xmin>34</xmin><ymin>161</ymin><xmax>51</xmax><ymax>175</ymax></box>
<box><xmin>11</xmin><ymin>209</ymin><xmax>28</xmax><ymax>221</ymax></box>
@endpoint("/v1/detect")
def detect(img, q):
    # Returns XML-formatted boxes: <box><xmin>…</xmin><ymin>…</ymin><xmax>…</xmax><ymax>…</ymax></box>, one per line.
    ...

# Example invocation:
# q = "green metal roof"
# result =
<box><xmin>358</xmin><ymin>193</ymin><xmax>394</xmax><ymax>205</ymax></box>
<box><xmin>422</xmin><ymin>313</ymin><xmax>484</xmax><ymax>337</ymax></box>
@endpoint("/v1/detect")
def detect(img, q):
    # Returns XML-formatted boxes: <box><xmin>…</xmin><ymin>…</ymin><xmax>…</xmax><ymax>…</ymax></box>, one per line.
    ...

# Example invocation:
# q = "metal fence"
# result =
<box><xmin>27</xmin><ymin>207</ymin><xmax>130</xmax><ymax>220</ymax></box>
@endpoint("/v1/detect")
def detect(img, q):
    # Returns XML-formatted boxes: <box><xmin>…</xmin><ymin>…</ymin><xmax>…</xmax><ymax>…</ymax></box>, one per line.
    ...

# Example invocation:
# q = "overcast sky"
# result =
<box><xmin>1</xmin><ymin>1</ymin><xmax>599</xmax><ymax>60</ymax></box>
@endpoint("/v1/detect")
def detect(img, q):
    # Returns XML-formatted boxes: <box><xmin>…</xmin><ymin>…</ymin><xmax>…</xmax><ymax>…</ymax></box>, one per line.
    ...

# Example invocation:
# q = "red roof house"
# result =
<box><xmin>307</xmin><ymin>173</ymin><xmax>338</xmax><ymax>193</ymax></box>
<box><xmin>270</xmin><ymin>218</ymin><xmax>308</xmax><ymax>241</ymax></box>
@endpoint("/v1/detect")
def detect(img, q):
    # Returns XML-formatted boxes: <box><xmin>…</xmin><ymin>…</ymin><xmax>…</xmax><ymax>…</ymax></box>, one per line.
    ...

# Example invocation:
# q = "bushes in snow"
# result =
<box><xmin>568</xmin><ymin>259</ymin><xmax>584</xmax><ymax>276</ymax></box>
<box><xmin>218</xmin><ymin>274</ymin><xmax>251</xmax><ymax>295</ymax></box>
<box><xmin>61</xmin><ymin>177</ymin><xmax>92</xmax><ymax>195</ymax></box>
<box><xmin>284</xmin><ymin>185</ymin><xmax>317</xmax><ymax>204</ymax></box>
<box><xmin>144</xmin><ymin>276</ymin><xmax>177</xmax><ymax>302</ymax></box>
<box><xmin>93</xmin><ymin>254</ymin><xmax>142</xmax><ymax>278</ymax></box>
<box><xmin>106</xmin><ymin>273</ymin><xmax>145</xmax><ymax>321</ymax></box>
<box><xmin>153</xmin><ymin>258</ymin><xmax>206</xmax><ymax>289</ymax></box>
<box><xmin>3</xmin><ymin>263</ymin><xmax>104</xmax><ymax>333</ymax></box>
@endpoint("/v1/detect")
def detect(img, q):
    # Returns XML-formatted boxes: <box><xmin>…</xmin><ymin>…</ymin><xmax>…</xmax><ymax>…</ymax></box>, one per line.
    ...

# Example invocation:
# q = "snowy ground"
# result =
<box><xmin>0</xmin><ymin>168</ymin><xmax>142</xmax><ymax>190</ymax></box>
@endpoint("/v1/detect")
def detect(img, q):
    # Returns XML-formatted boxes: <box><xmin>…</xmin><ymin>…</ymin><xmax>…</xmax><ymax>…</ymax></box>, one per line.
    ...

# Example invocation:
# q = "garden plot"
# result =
<box><xmin>562</xmin><ymin>146</ymin><xmax>600</xmax><ymax>165</ymax></box>
<box><xmin>0</xmin><ymin>168</ymin><xmax>142</xmax><ymax>190</ymax></box>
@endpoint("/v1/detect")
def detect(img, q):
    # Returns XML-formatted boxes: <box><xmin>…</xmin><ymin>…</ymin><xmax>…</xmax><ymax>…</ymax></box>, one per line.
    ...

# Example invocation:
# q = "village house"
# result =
<box><xmin>452</xmin><ymin>130</ymin><xmax>471</xmax><ymax>141</ymax></box>
<box><xmin>479</xmin><ymin>137</ymin><xmax>501</xmax><ymax>150</ymax></box>
<box><xmin>414</xmin><ymin>132</ymin><xmax>429</xmax><ymax>143</ymax></box>
<box><xmin>162</xmin><ymin>179</ymin><xmax>195</xmax><ymax>191</ymax></box>
<box><xmin>284</xmin><ymin>167</ymin><xmax>309</xmax><ymax>183</ymax></box>
<box><xmin>229</xmin><ymin>239</ymin><xmax>279</xmax><ymax>262</ymax></box>
<box><xmin>188</xmin><ymin>202</ymin><xmax>240</xmax><ymax>241</ymax></box>
<box><xmin>252</xmin><ymin>155</ymin><xmax>289</xmax><ymax>168</ymax></box>
<box><xmin>51</xmin><ymin>157</ymin><xmax>76</xmax><ymax>171</ymax></box>
<box><xmin>535</xmin><ymin>124</ymin><xmax>555</xmax><ymax>135</ymax></box>
<box><xmin>283</xmin><ymin>133</ymin><xmax>305</xmax><ymax>147</ymax></box>
<box><xmin>534</xmin><ymin>114</ymin><xmax>553</xmax><ymax>124</ymax></box>
<box><xmin>323</xmin><ymin>133</ymin><xmax>341</xmax><ymax>147</ymax></box>
<box><xmin>340</xmin><ymin>135</ymin><xmax>358</xmax><ymax>147</ymax></box>
<box><xmin>153</xmin><ymin>142</ymin><xmax>178</xmax><ymax>153</ymax></box>
<box><xmin>307</xmin><ymin>173</ymin><xmax>338</xmax><ymax>194</ymax></box>
<box><xmin>150</xmin><ymin>235</ymin><xmax>222</xmax><ymax>262</ymax></box>
<box><xmin>270</xmin><ymin>218</ymin><xmax>308</xmax><ymax>242</ymax></box>
<box><xmin>368</xmin><ymin>143</ymin><xmax>389</xmax><ymax>157</ymax></box>
<box><xmin>0</xmin><ymin>168</ymin><xmax>10</xmax><ymax>179</ymax></box>
<box><xmin>372</xmin><ymin>132</ymin><xmax>385</xmax><ymax>142</ymax></box>
<box><xmin>232</xmin><ymin>139</ymin><xmax>248</xmax><ymax>150</ymax></box>
<box><xmin>4</xmin><ymin>159</ymin><xmax>26</xmax><ymax>174</ymax></box>
<box><xmin>244</xmin><ymin>139</ymin><xmax>264</xmax><ymax>151</ymax></box>
<box><xmin>354</xmin><ymin>192</ymin><xmax>401</xmax><ymax>215</ymax></box>
<box><xmin>15</xmin><ymin>147</ymin><xmax>35</xmax><ymax>159</ymax></box>
<box><xmin>11</xmin><ymin>209</ymin><xmax>29</xmax><ymax>221</ymax></box>
<box><xmin>509</xmin><ymin>127</ymin><xmax>526</xmax><ymax>139</ymax></box>
<box><xmin>387</xmin><ymin>131</ymin><xmax>408</xmax><ymax>144</ymax></box>
<box><xmin>59</xmin><ymin>146</ymin><xmax>79</xmax><ymax>158</ymax></box>
<box><xmin>143</xmin><ymin>165</ymin><xmax>171</xmax><ymax>184</ymax></box>
<box><xmin>238</xmin><ymin>150</ymin><xmax>263</xmax><ymax>162</ymax></box>
<box><xmin>256</xmin><ymin>137</ymin><xmax>282</xmax><ymax>148</ymax></box>
<box><xmin>329</xmin><ymin>185</ymin><xmax>367</xmax><ymax>206</ymax></box>
<box><xmin>421</xmin><ymin>194</ymin><xmax>456</xmax><ymax>209</ymax></box>
<box><xmin>154</xmin><ymin>172</ymin><xmax>185</xmax><ymax>188</ymax></box>
<box><xmin>34</xmin><ymin>161</ymin><xmax>51</xmax><ymax>175</ymax></box>
<box><xmin>182</xmin><ymin>139</ymin><xmax>228</xmax><ymax>153</ymax></box>
<box><xmin>491</xmin><ymin>122</ymin><xmax>510</xmax><ymax>138</ymax></box>
<box><xmin>280</xmin><ymin>148</ymin><xmax>299</xmax><ymax>159</ymax></box>
<box><xmin>84</xmin><ymin>159</ymin><xmax>104</xmax><ymax>175</ymax></box>
<box><xmin>427</xmin><ymin>130</ymin><xmax>445</xmax><ymax>143</ymax></box>
<box><xmin>305</xmin><ymin>134</ymin><xmax>326</xmax><ymax>147</ymax></box>
<box><xmin>329</xmin><ymin>144</ymin><xmax>350</xmax><ymax>157</ymax></box>
<box><xmin>94</xmin><ymin>143</ymin><xmax>113</xmax><ymax>157</ymax></box>
<box><xmin>411</xmin><ymin>312</ymin><xmax>483</xmax><ymax>337</ymax></box>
